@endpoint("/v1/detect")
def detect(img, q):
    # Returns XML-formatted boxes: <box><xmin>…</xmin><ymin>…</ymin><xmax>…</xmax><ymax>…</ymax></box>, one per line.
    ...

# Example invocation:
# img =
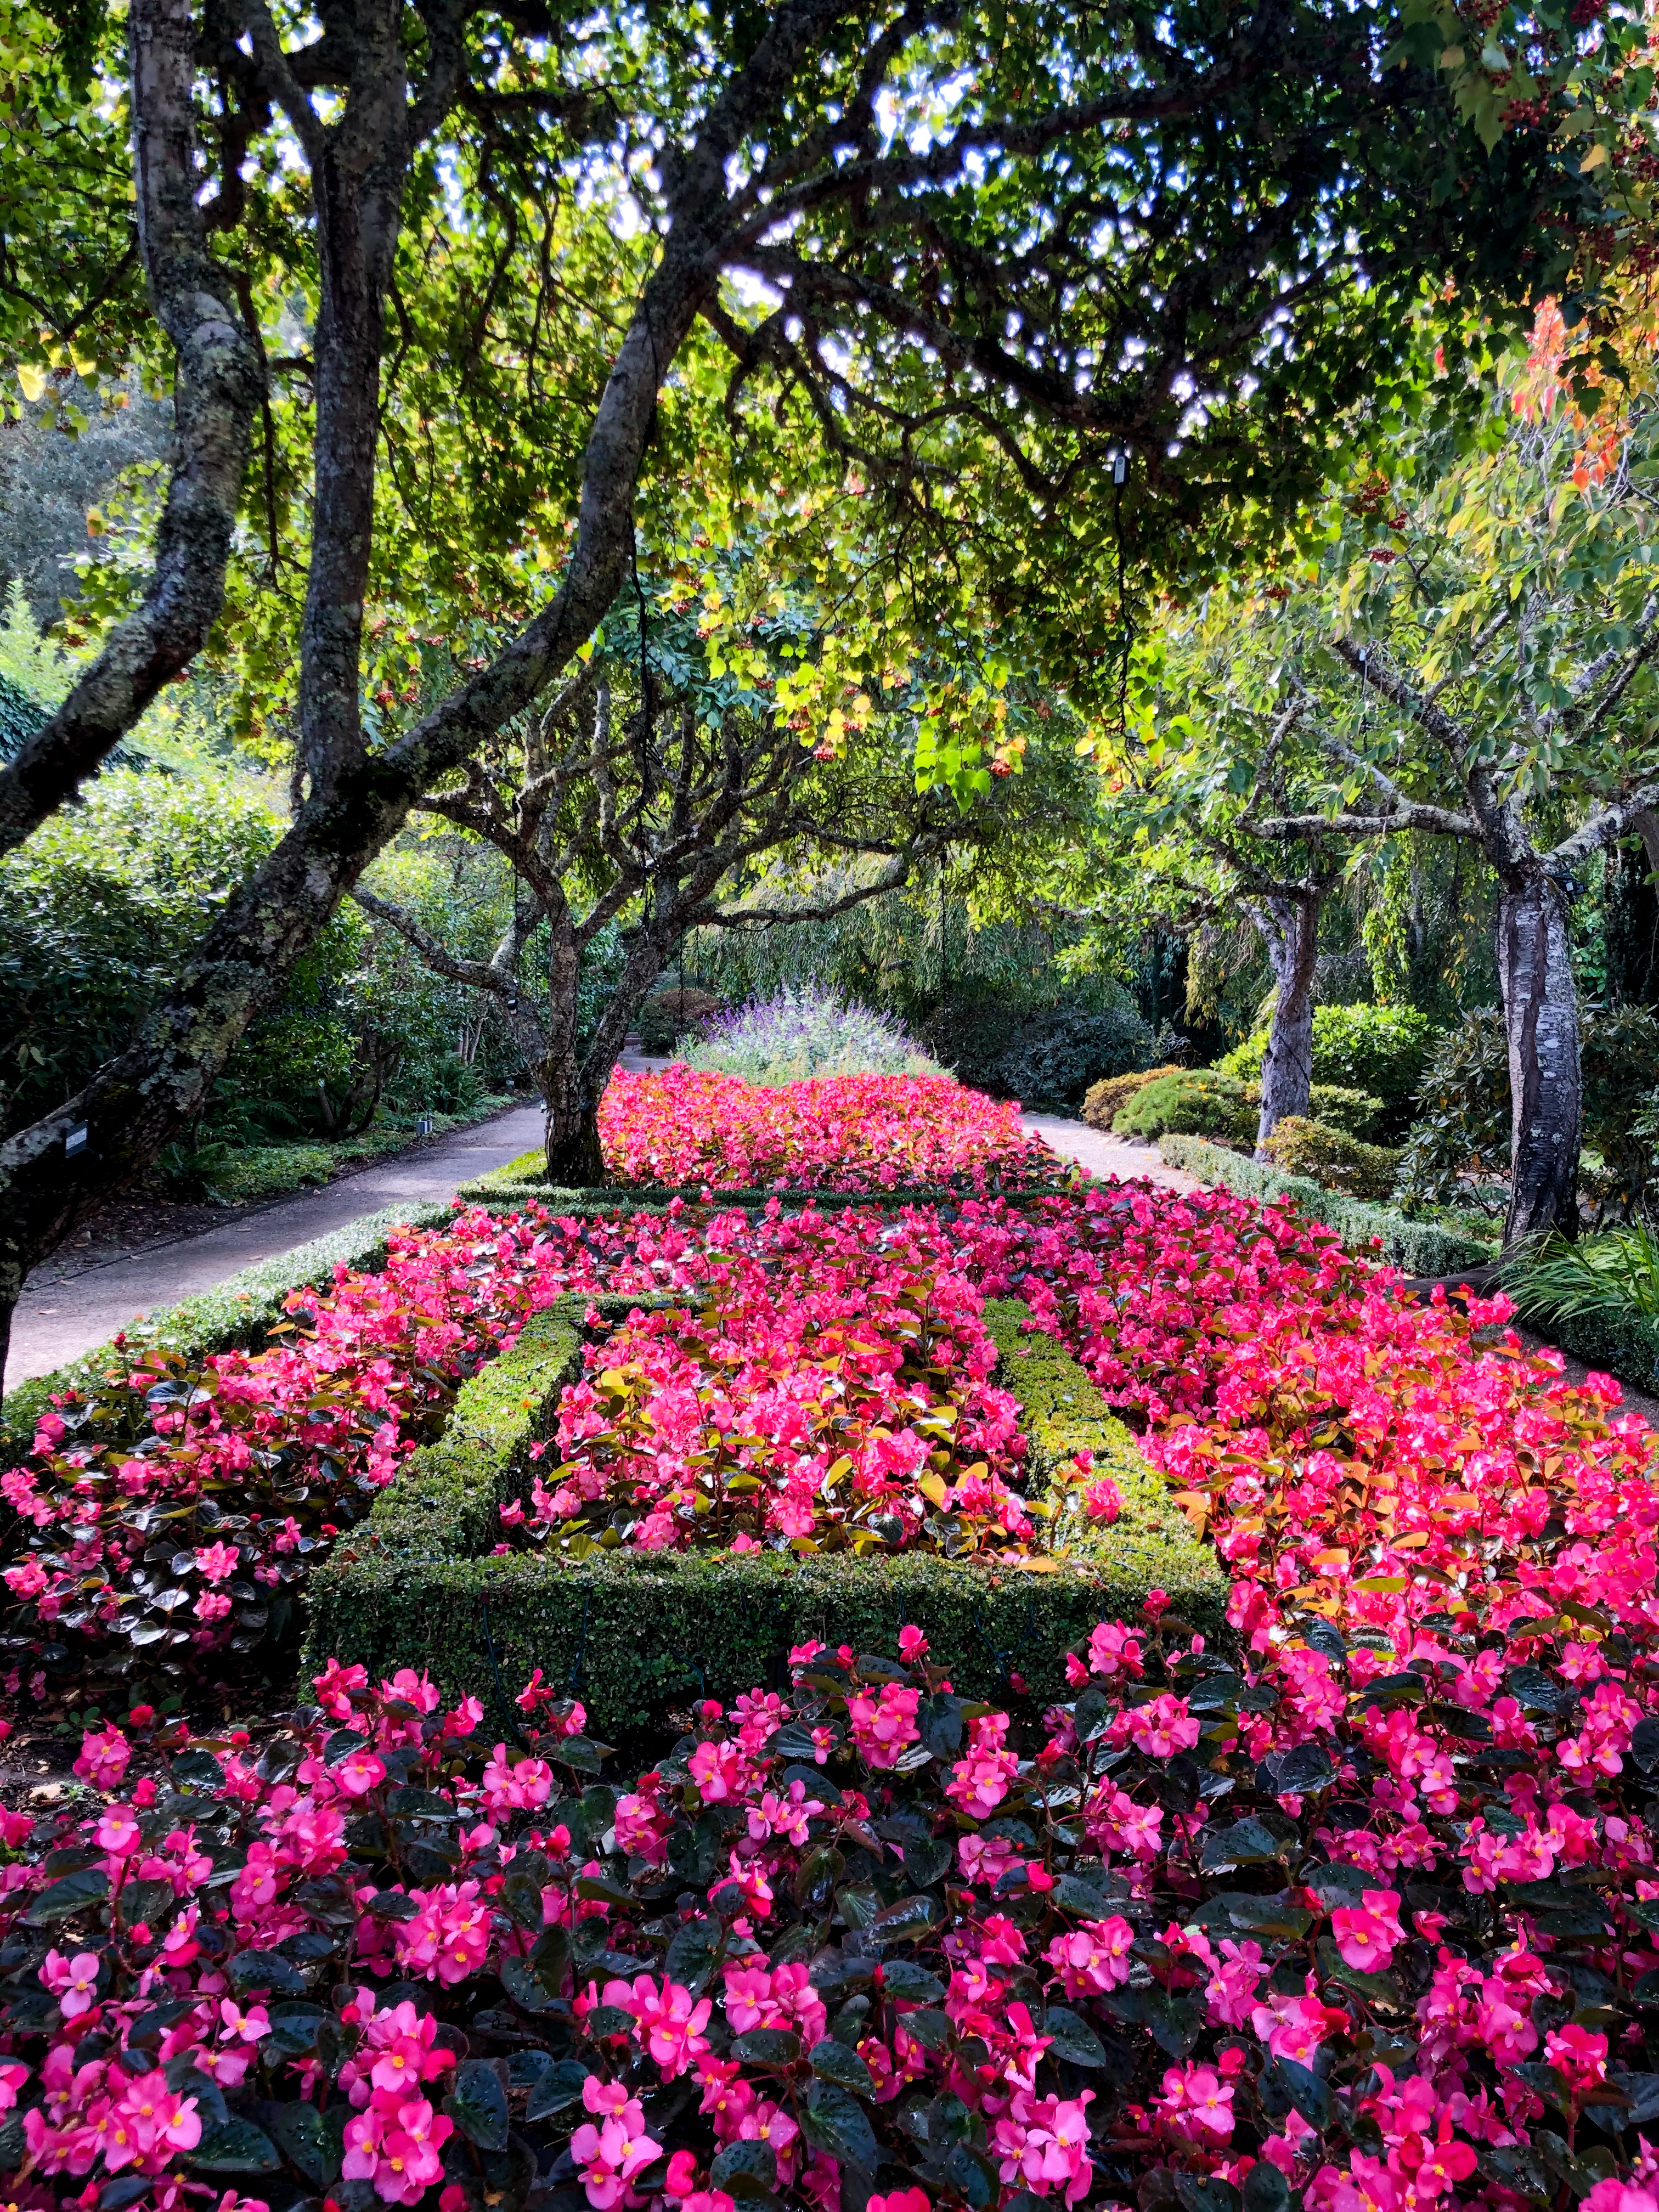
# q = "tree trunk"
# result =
<box><xmin>541</xmin><ymin>1046</ymin><xmax>605</xmax><ymax>1186</ymax></box>
<box><xmin>1251</xmin><ymin>889</ymin><xmax>1320</xmax><ymax>1156</ymax></box>
<box><xmin>1497</xmin><ymin>868</ymin><xmax>1582</xmax><ymax>1251</ymax></box>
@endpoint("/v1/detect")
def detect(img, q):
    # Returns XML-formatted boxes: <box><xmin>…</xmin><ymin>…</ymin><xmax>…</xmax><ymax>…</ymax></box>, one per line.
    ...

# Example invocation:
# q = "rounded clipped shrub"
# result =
<box><xmin>1111</xmin><ymin>1068</ymin><xmax>1255</xmax><ymax>1144</ymax></box>
<box><xmin>1261</xmin><ymin>1113</ymin><xmax>1404</xmax><ymax>1200</ymax></box>
<box><xmin>1218</xmin><ymin>1003</ymin><xmax>1441</xmax><ymax>1133</ymax></box>
<box><xmin>1081</xmin><ymin>1063</ymin><xmax>1186</xmax><ymax>1132</ymax></box>
<box><xmin>1305</xmin><ymin>1083</ymin><xmax>1387</xmax><ymax>1139</ymax></box>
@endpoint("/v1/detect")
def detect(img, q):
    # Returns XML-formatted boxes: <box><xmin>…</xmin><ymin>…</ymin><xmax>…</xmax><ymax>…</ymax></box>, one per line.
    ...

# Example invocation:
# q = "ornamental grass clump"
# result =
<box><xmin>682</xmin><ymin>990</ymin><xmax>945</xmax><ymax>1086</ymax></box>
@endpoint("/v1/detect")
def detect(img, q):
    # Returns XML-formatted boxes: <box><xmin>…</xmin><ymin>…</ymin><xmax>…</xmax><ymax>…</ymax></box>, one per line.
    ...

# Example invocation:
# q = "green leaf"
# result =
<box><xmin>881</xmin><ymin>1960</ymin><xmax>945</xmax><ymax>2001</ymax></box>
<box><xmin>901</xmin><ymin>1836</ymin><xmax>952</xmax><ymax>1888</ymax></box>
<box><xmin>25</xmin><ymin>1867</ymin><xmax>109</xmax><ymax>1924</ymax></box>
<box><xmin>801</xmin><ymin>2083</ymin><xmax>879</xmax><ymax>2172</ymax></box>
<box><xmin>1042</xmin><ymin>2005</ymin><xmax>1106</xmax><ymax>2067</ymax></box>
<box><xmin>809</xmin><ymin>2038</ymin><xmax>874</xmax><ymax>2093</ymax></box>
<box><xmin>190</xmin><ymin>2120</ymin><xmax>281</xmax><ymax>2175</ymax></box>
<box><xmin>526</xmin><ymin>2058</ymin><xmax>590</xmax><ymax>2123</ymax></box>
<box><xmin>445</xmin><ymin>2059</ymin><xmax>510</xmax><ymax>2151</ymax></box>
<box><xmin>712</xmin><ymin>2142</ymin><xmax>777</xmax><ymax>2196</ymax></box>
<box><xmin>733</xmin><ymin>2028</ymin><xmax>802</xmax><ymax>2066</ymax></box>
<box><xmin>665</xmin><ymin>1914</ymin><xmax>722</xmax><ymax>1993</ymax></box>
<box><xmin>898</xmin><ymin>2007</ymin><xmax>952</xmax><ymax>2051</ymax></box>
<box><xmin>268</xmin><ymin>2101</ymin><xmax>338</xmax><ymax>2188</ymax></box>
<box><xmin>500</xmin><ymin>1955</ymin><xmax>561</xmax><ymax>2014</ymax></box>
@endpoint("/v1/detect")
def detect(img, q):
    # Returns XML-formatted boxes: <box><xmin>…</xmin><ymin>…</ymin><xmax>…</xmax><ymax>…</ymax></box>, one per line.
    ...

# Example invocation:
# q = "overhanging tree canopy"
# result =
<box><xmin>0</xmin><ymin>0</ymin><xmax>1651</xmax><ymax>1370</ymax></box>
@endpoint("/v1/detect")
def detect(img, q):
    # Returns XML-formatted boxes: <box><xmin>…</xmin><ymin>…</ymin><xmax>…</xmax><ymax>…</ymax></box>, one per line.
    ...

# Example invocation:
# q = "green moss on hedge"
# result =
<box><xmin>304</xmin><ymin>1297</ymin><xmax>1227</xmax><ymax>1741</ymax></box>
<box><xmin>366</xmin><ymin>1300</ymin><xmax>588</xmax><ymax>1559</ymax></box>
<box><xmin>1</xmin><ymin>1200</ymin><xmax>457</xmax><ymax>1452</ymax></box>
<box><xmin>1156</xmin><ymin>1134</ymin><xmax>1494</xmax><ymax>1277</ymax></box>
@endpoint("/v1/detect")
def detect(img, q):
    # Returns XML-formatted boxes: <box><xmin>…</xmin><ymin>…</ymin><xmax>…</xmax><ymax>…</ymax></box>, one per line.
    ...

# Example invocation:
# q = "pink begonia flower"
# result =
<box><xmin>1251</xmin><ymin>1987</ymin><xmax>1347</xmax><ymax>2066</ymax></box>
<box><xmin>1126</xmin><ymin>1693</ymin><xmax>1201</xmax><ymax>1759</ymax></box>
<box><xmin>194</xmin><ymin>1539</ymin><xmax>240</xmax><ymax>1583</ymax></box>
<box><xmin>0</xmin><ymin>2060</ymin><xmax>27</xmax><ymax>2112</ymax></box>
<box><xmin>847</xmin><ymin>1683</ymin><xmax>921</xmax><ymax>1769</ymax></box>
<box><xmin>40</xmin><ymin>1951</ymin><xmax>100</xmax><ymax>2019</ymax></box>
<box><xmin>1044</xmin><ymin>1918</ymin><xmax>1135</xmax><ymax>1997</ymax></box>
<box><xmin>1330</xmin><ymin>1888</ymin><xmax>1404</xmax><ymax>1973</ymax></box>
<box><xmin>194</xmin><ymin>1589</ymin><xmax>233</xmax><ymax>1624</ymax></box>
<box><xmin>945</xmin><ymin>1711</ymin><xmax>1019</xmax><ymax>1818</ymax></box>
<box><xmin>571</xmin><ymin>2075</ymin><xmax>661</xmax><ymax>2210</ymax></box>
<box><xmin>1204</xmin><ymin>1938</ymin><xmax>1268</xmax><ymax>2027</ymax></box>
<box><xmin>1082</xmin><ymin>1477</ymin><xmax>1122</xmax><ymax>1523</ymax></box>
<box><xmin>663</xmin><ymin>2149</ymin><xmax>699</xmax><ymax>2199</ymax></box>
<box><xmin>337</xmin><ymin>1746</ymin><xmax>388</xmax><ymax>1797</ymax></box>
<box><xmin>991</xmin><ymin>2087</ymin><xmax>1094</xmax><ymax>2205</ymax></box>
<box><xmin>1545</xmin><ymin>2023</ymin><xmax>1609</xmax><ymax>2086</ymax></box>
<box><xmin>1158</xmin><ymin>2062</ymin><xmax>1235</xmax><ymax>2140</ymax></box>
<box><xmin>1583</xmin><ymin>2187</ymin><xmax>1659</xmax><ymax>2212</ymax></box>
<box><xmin>94</xmin><ymin>1805</ymin><xmax>142</xmax><ymax>1857</ymax></box>
<box><xmin>218</xmin><ymin>1999</ymin><xmax>270</xmax><ymax>2044</ymax></box>
<box><xmin>898</xmin><ymin>1625</ymin><xmax>929</xmax><ymax>1663</ymax></box>
<box><xmin>868</xmin><ymin>2194</ymin><xmax>932</xmax><ymax>2212</ymax></box>
<box><xmin>72</xmin><ymin>1724</ymin><xmax>130</xmax><ymax>1789</ymax></box>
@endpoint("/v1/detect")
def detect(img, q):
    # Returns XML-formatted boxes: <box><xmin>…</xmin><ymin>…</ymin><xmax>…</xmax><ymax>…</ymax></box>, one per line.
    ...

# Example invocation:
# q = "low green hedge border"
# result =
<box><xmin>366</xmin><ymin>1298</ymin><xmax>588</xmax><ymax>1559</ymax></box>
<box><xmin>1512</xmin><ymin>1303</ymin><xmax>1659</xmax><ymax>1394</ymax></box>
<box><xmin>304</xmin><ymin>1297</ymin><xmax>1227</xmax><ymax>1740</ymax></box>
<box><xmin>1</xmin><ymin>1200</ymin><xmax>456</xmax><ymax>1452</ymax></box>
<box><xmin>1157</xmin><ymin>1134</ymin><xmax>1494</xmax><ymax>1277</ymax></box>
<box><xmin>455</xmin><ymin>1150</ymin><xmax>1076</xmax><ymax>1214</ymax></box>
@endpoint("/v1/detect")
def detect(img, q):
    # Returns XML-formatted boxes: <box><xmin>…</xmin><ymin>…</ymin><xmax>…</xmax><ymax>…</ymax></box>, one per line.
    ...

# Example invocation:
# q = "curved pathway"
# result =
<box><xmin>9</xmin><ymin>1104</ymin><xmax>545</xmax><ymax>1385</ymax></box>
<box><xmin>7</xmin><ymin>1080</ymin><xmax>1182</xmax><ymax>1387</ymax></box>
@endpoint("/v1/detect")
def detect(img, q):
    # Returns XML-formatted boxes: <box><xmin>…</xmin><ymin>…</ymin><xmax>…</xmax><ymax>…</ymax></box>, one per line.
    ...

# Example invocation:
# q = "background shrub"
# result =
<box><xmin>637</xmin><ymin>985</ymin><xmax>724</xmax><ymax>1055</ymax></box>
<box><xmin>986</xmin><ymin>1004</ymin><xmax>1161</xmax><ymax>1110</ymax></box>
<box><xmin>1262</xmin><ymin>1113</ymin><xmax>1403</xmax><ymax>1200</ymax></box>
<box><xmin>1081</xmin><ymin>1063</ymin><xmax>1186</xmax><ymax>1131</ymax></box>
<box><xmin>681</xmin><ymin>985</ymin><xmax>943</xmax><ymax>1083</ymax></box>
<box><xmin>1218</xmin><ymin>1002</ymin><xmax>1441</xmax><ymax>1135</ymax></box>
<box><xmin>1305</xmin><ymin>1082</ymin><xmax>1387</xmax><ymax>1138</ymax></box>
<box><xmin>1397</xmin><ymin>1003</ymin><xmax>1659</xmax><ymax>1223</ymax></box>
<box><xmin>1111</xmin><ymin>1068</ymin><xmax>1255</xmax><ymax>1144</ymax></box>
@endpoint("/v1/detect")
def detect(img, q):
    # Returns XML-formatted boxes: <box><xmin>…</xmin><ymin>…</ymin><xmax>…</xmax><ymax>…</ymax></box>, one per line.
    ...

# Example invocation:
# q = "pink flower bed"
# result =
<box><xmin>597</xmin><ymin>1069</ymin><xmax>1061</xmax><ymax>1192</ymax></box>
<box><xmin>1</xmin><ymin>1218</ymin><xmax>568</xmax><ymax>1694</ymax></box>
<box><xmin>507</xmin><ymin>1237</ymin><xmax>1044</xmax><ymax>1557</ymax></box>
<box><xmin>7</xmin><ymin>1180</ymin><xmax>1659</xmax><ymax>2210</ymax></box>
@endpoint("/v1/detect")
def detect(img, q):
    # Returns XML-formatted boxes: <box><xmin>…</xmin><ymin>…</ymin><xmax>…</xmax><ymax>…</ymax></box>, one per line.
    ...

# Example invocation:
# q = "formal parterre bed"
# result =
<box><xmin>8</xmin><ymin>1081</ymin><xmax>1659</xmax><ymax>2212</ymax></box>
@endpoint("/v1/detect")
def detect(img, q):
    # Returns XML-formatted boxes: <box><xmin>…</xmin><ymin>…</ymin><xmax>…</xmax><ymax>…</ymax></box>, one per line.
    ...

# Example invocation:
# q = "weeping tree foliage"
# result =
<box><xmin>0</xmin><ymin>0</ymin><xmax>1650</xmax><ymax>1372</ymax></box>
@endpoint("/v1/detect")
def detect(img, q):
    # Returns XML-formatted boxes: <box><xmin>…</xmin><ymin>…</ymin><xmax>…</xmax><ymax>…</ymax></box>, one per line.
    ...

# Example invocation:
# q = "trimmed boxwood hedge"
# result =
<box><xmin>454</xmin><ymin>1151</ymin><xmax>1076</xmax><ymax>1214</ymax></box>
<box><xmin>303</xmin><ymin>1296</ymin><xmax>1226</xmax><ymax>1742</ymax></box>
<box><xmin>1157</xmin><ymin>1133</ymin><xmax>1494</xmax><ymax>1277</ymax></box>
<box><xmin>367</xmin><ymin>1298</ymin><xmax>588</xmax><ymax>1559</ymax></box>
<box><xmin>0</xmin><ymin>1199</ymin><xmax>456</xmax><ymax>1453</ymax></box>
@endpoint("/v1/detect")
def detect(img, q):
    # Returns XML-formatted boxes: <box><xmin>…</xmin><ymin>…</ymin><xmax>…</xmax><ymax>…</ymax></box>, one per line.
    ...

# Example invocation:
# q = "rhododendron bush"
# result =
<box><xmin>0</xmin><ymin>1219</ymin><xmax>568</xmax><ymax>1699</ymax></box>
<box><xmin>596</xmin><ymin>1071</ymin><xmax>1063</xmax><ymax>1194</ymax></box>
